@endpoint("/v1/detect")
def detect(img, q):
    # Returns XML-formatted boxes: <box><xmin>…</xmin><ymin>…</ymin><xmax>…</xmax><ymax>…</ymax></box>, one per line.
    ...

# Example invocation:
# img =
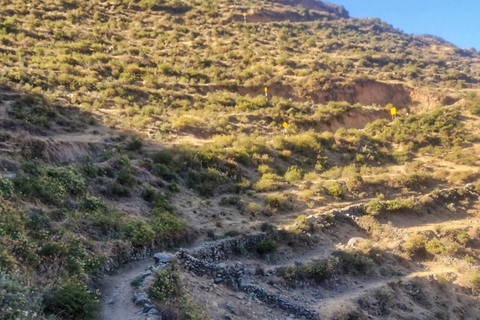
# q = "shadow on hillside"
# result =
<box><xmin>377</xmin><ymin>195</ymin><xmax>478</xmax><ymax>230</ymax></box>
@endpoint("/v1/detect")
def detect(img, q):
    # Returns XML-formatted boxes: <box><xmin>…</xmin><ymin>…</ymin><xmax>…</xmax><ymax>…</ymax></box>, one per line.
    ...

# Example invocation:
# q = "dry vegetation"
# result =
<box><xmin>1</xmin><ymin>0</ymin><xmax>480</xmax><ymax>319</ymax></box>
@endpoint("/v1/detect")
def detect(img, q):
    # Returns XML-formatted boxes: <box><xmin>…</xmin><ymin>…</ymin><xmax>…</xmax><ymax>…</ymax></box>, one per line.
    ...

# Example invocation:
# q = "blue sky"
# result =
<box><xmin>326</xmin><ymin>0</ymin><xmax>480</xmax><ymax>49</ymax></box>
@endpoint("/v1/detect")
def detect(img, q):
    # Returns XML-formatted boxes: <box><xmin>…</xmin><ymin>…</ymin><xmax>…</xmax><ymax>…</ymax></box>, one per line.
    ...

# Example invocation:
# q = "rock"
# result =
<box><xmin>347</xmin><ymin>237</ymin><xmax>364</xmax><ymax>248</ymax></box>
<box><xmin>153</xmin><ymin>252</ymin><xmax>174</xmax><ymax>264</ymax></box>
<box><xmin>294</xmin><ymin>259</ymin><xmax>303</xmax><ymax>266</ymax></box>
<box><xmin>140</xmin><ymin>304</ymin><xmax>156</xmax><ymax>314</ymax></box>
<box><xmin>225</xmin><ymin>301</ymin><xmax>235</xmax><ymax>314</ymax></box>
<box><xmin>134</xmin><ymin>293</ymin><xmax>150</xmax><ymax>306</ymax></box>
<box><xmin>311</xmin><ymin>290</ymin><xmax>323</xmax><ymax>299</ymax></box>
<box><xmin>238</xmin><ymin>275</ymin><xmax>250</xmax><ymax>288</ymax></box>
<box><xmin>104</xmin><ymin>137</ymin><xmax>113</xmax><ymax>143</ymax></box>
<box><xmin>214</xmin><ymin>277</ymin><xmax>223</xmax><ymax>284</ymax></box>
<box><xmin>147</xmin><ymin>308</ymin><xmax>162</xmax><ymax>316</ymax></box>
<box><xmin>142</xmin><ymin>270</ymin><xmax>153</xmax><ymax>277</ymax></box>
<box><xmin>146</xmin><ymin>317</ymin><xmax>162</xmax><ymax>320</ymax></box>
<box><xmin>223</xmin><ymin>316</ymin><xmax>234</xmax><ymax>320</ymax></box>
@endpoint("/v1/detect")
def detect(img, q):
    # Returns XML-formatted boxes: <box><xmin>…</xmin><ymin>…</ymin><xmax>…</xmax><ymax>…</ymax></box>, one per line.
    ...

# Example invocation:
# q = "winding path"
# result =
<box><xmin>99</xmin><ymin>259</ymin><xmax>152</xmax><ymax>320</ymax></box>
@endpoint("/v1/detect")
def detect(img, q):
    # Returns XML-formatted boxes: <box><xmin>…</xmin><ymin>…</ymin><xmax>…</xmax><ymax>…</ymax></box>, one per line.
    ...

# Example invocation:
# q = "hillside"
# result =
<box><xmin>1</xmin><ymin>0</ymin><xmax>480</xmax><ymax>319</ymax></box>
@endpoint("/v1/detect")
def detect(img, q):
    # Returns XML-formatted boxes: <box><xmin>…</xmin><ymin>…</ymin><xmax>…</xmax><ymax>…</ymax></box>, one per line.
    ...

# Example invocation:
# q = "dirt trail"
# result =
<box><xmin>315</xmin><ymin>267</ymin><xmax>456</xmax><ymax>317</ymax></box>
<box><xmin>99</xmin><ymin>259</ymin><xmax>153</xmax><ymax>320</ymax></box>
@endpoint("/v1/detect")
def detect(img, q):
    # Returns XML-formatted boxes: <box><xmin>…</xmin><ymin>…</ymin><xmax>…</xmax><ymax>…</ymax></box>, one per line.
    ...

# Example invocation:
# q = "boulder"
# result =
<box><xmin>153</xmin><ymin>252</ymin><xmax>174</xmax><ymax>265</ymax></box>
<box><xmin>134</xmin><ymin>293</ymin><xmax>150</xmax><ymax>306</ymax></box>
<box><xmin>347</xmin><ymin>237</ymin><xmax>364</xmax><ymax>248</ymax></box>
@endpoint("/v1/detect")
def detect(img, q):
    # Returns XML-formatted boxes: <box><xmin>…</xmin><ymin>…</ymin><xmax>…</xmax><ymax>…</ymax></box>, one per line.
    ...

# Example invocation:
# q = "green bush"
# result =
<box><xmin>150</xmin><ymin>208</ymin><xmax>187</xmax><ymax>240</ymax></box>
<box><xmin>293</xmin><ymin>214</ymin><xmax>313</xmax><ymax>232</ymax></box>
<box><xmin>365</xmin><ymin>199</ymin><xmax>386</xmax><ymax>215</ymax></box>
<box><xmin>284</xmin><ymin>166</ymin><xmax>302</xmax><ymax>184</ymax></box>
<box><xmin>327</xmin><ymin>182</ymin><xmax>344</xmax><ymax>199</ymax></box>
<box><xmin>335</xmin><ymin>250</ymin><xmax>373</xmax><ymax>274</ymax></box>
<box><xmin>256</xmin><ymin>240</ymin><xmax>277</xmax><ymax>254</ymax></box>
<box><xmin>305</xmin><ymin>260</ymin><xmax>335</xmax><ymax>283</ymax></box>
<box><xmin>0</xmin><ymin>177</ymin><xmax>13</xmax><ymax>198</ymax></box>
<box><xmin>219</xmin><ymin>196</ymin><xmax>240</xmax><ymax>206</ymax></box>
<box><xmin>125</xmin><ymin>139</ymin><xmax>143</xmax><ymax>151</ymax></box>
<box><xmin>264</xmin><ymin>193</ymin><xmax>285</xmax><ymax>210</ymax></box>
<box><xmin>152</xmin><ymin>151</ymin><xmax>173</xmax><ymax>165</ymax></box>
<box><xmin>469</xmin><ymin>272</ymin><xmax>480</xmax><ymax>288</ymax></box>
<box><xmin>392</xmin><ymin>150</ymin><xmax>409</xmax><ymax>164</ymax></box>
<box><xmin>282</xmin><ymin>259</ymin><xmax>335</xmax><ymax>285</ymax></box>
<box><xmin>149</xmin><ymin>264</ymin><xmax>183</xmax><ymax>302</ymax></box>
<box><xmin>152</xmin><ymin>163</ymin><xmax>176</xmax><ymax>182</ymax></box>
<box><xmin>425</xmin><ymin>239</ymin><xmax>446</xmax><ymax>255</ymax></box>
<box><xmin>0</xmin><ymin>275</ymin><xmax>41</xmax><ymax>320</ymax></box>
<box><xmin>125</xmin><ymin>219</ymin><xmax>156</xmax><ymax>246</ymax></box>
<box><xmin>260</xmin><ymin>222</ymin><xmax>277</xmax><ymax>233</ymax></box>
<box><xmin>402</xmin><ymin>235</ymin><xmax>426</xmax><ymax>258</ymax></box>
<box><xmin>44</xmin><ymin>280</ymin><xmax>99</xmax><ymax>320</ymax></box>
<box><xmin>80</xmin><ymin>195</ymin><xmax>107</xmax><ymax>212</ymax></box>
<box><xmin>254</xmin><ymin>173</ymin><xmax>282</xmax><ymax>192</ymax></box>
<box><xmin>246</xmin><ymin>202</ymin><xmax>261</xmax><ymax>216</ymax></box>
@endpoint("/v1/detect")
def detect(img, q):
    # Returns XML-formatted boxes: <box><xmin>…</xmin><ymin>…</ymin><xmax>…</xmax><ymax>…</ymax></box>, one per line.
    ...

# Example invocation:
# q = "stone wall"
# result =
<box><xmin>175</xmin><ymin>249</ymin><xmax>320</xmax><ymax>320</ymax></box>
<box><xmin>308</xmin><ymin>185</ymin><xmax>478</xmax><ymax>222</ymax></box>
<box><xmin>187</xmin><ymin>233</ymin><xmax>269</xmax><ymax>263</ymax></box>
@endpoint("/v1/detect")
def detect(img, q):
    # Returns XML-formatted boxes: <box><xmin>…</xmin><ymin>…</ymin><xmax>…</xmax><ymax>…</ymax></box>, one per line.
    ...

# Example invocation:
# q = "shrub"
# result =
<box><xmin>257</xmin><ymin>164</ymin><xmax>272</xmax><ymax>174</ymax></box>
<box><xmin>375</xmin><ymin>289</ymin><xmax>393</xmax><ymax>305</ymax></box>
<box><xmin>304</xmin><ymin>260</ymin><xmax>335</xmax><ymax>283</ymax></box>
<box><xmin>219</xmin><ymin>196</ymin><xmax>240</xmax><ymax>206</ymax></box>
<box><xmin>149</xmin><ymin>264</ymin><xmax>183</xmax><ymax>302</ymax></box>
<box><xmin>187</xmin><ymin>168</ymin><xmax>229</xmax><ymax>197</ymax></box>
<box><xmin>0</xmin><ymin>275</ymin><xmax>41</xmax><ymax>320</ymax></box>
<box><xmin>152</xmin><ymin>163</ymin><xmax>176</xmax><ymax>182</ymax></box>
<box><xmin>386</xmin><ymin>198</ymin><xmax>415</xmax><ymax>211</ymax></box>
<box><xmin>125</xmin><ymin>139</ymin><xmax>142</xmax><ymax>151</ymax></box>
<box><xmin>284</xmin><ymin>166</ymin><xmax>302</xmax><ymax>184</ymax></box>
<box><xmin>256</xmin><ymin>240</ymin><xmax>277</xmax><ymax>254</ymax></box>
<box><xmin>254</xmin><ymin>173</ymin><xmax>282</xmax><ymax>192</ymax></box>
<box><xmin>402</xmin><ymin>234</ymin><xmax>426</xmax><ymax>258</ymax></box>
<box><xmin>260</xmin><ymin>222</ymin><xmax>277</xmax><ymax>232</ymax></box>
<box><xmin>168</xmin><ymin>182</ymin><xmax>180</xmax><ymax>192</ymax></box>
<box><xmin>425</xmin><ymin>239</ymin><xmax>446</xmax><ymax>255</ymax></box>
<box><xmin>469</xmin><ymin>272</ymin><xmax>480</xmax><ymax>288</ymax></box>
<box><xmin>44</xmin><ymin>280</ymin><xmax>99</xmax><ymax>320</ymax></box>
<box><xmin>365</xmin><ymin>199</ymin><xmax>386</xmax><ymax>215</ymax></box>
<box><xmin>125</xmin><ymin>219</ymin><xmax>156</xmax><ymax>246</ymax></box>
<box><xmin>0</xmin><ymin>177</ymin><xmax>13</xmax><ymax>198</ymax></box>
<box><xmin>293</xmin><ymin>214</ymin><xmax>313</xmax><ymax>233</ymax></box>
<box><xmin>80</xmin><ymin>195</ymin><xmax>107</xmax><ymax>212</ymax></box>
<box><xmin>335</xmin><ymin>250</ymin><xmax>373</xmax><ymax>274</ymax></box>
<box><xmin>116</xmin><ymin>168</ymin><xmax>136</xmax><ymax>187</ymax></box>
<box><xmin>392</xmin><ymin>150</ymin><xmax>409</xmax><ymax>164</ymax></box>
<box><xmin>152</xmin><ymin>151</ymin><xmax>173</xmax><ymax>165</ymax></box>
<box><xmin>327</xmin><ymin>182</ymin><xmax>344</xmax><ymax>199</ymax></box>
<box><xmin>246</xmin><ymin>202</ymin><xmax>261</xmax><ymax>216</ymax></box>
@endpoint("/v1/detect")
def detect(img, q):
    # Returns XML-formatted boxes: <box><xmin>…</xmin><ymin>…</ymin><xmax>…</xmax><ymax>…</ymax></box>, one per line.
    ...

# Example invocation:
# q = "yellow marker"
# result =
<box><xmin>243</xmin><ymin>13</ymin><xmax>246</xmax><ymax>17</ymax></box>
<box><xmin>265</xmin><ymin>87</ymin><xmax>268</xmax><ymax>93</ymax></box>
<box><xmin>391</xmin><ymin>107</ymin><xmax>396</xmax><ymax>115</ymax></box>
<box><xmin>283</xmin><ymin>122</ymin><xmax>288</xmax><ymax>128</ymax></box>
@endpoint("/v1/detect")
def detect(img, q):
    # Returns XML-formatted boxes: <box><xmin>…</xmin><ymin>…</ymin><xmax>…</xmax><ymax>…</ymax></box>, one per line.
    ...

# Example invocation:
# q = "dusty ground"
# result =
<box><xmin>98</xmin><ymin>259</ymin><xmax>153</xmax><ymax>320</ymax></box>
